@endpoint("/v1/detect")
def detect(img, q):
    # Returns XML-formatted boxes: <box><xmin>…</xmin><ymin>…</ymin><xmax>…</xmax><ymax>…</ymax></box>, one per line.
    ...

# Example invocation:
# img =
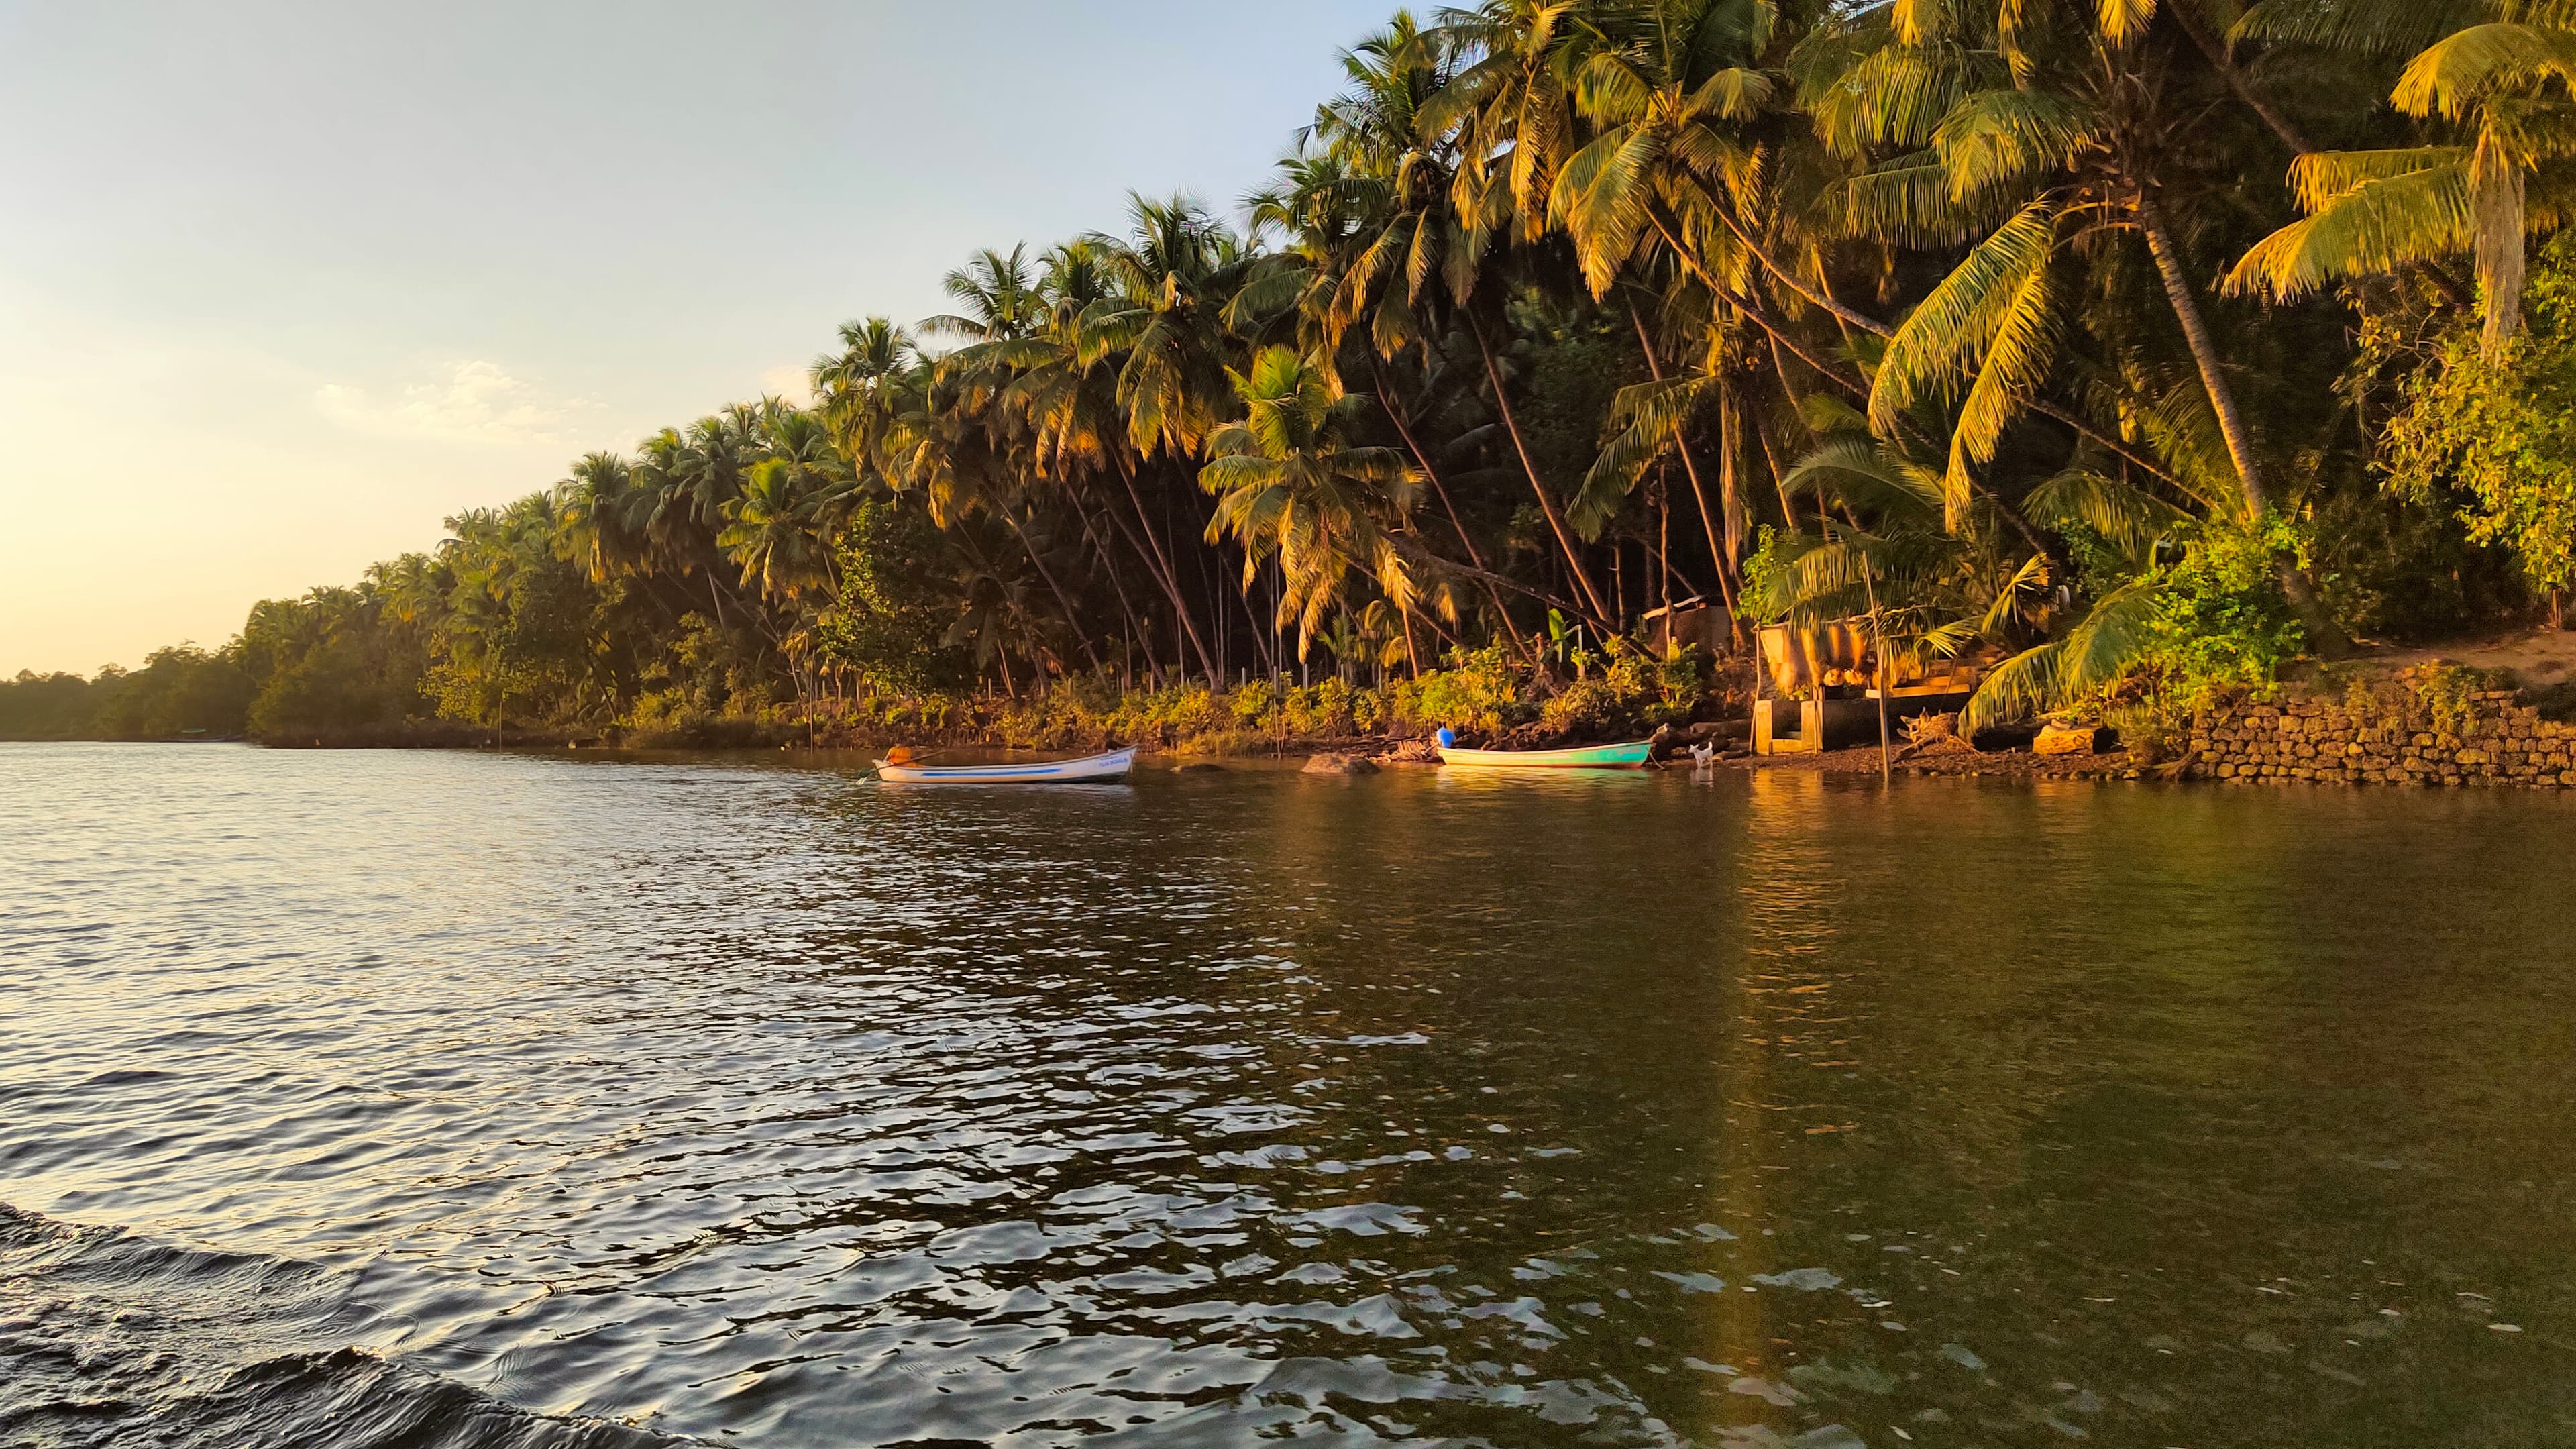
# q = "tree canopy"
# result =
<box><xmin>11</xmin><ymin>0</ymin><xmax>2571</xmax><ymax>743</ymax></box>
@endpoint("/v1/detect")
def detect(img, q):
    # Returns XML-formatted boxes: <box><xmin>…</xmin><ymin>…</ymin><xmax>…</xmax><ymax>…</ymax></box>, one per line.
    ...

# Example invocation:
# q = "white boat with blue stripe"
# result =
<box><xmin>873</xmin><ymin>746</ymin><xmax>1137</xmax><ymax>785</ymax></box>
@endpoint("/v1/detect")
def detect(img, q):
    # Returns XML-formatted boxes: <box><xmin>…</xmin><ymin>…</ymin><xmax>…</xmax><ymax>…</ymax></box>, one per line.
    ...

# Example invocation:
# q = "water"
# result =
<box><xmin>3</xmin><ymin>743</ymin><xmax>2573</xmax><ymax>1448</ymax></box>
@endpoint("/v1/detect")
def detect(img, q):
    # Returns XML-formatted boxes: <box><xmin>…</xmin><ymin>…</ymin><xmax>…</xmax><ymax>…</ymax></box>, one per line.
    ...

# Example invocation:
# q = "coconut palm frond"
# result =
<box><xmin>1960</xmin><ymin>576</ymin><xmax>2161</xmax><ymax>729</ymax></box>
<box><xmin>1977</xmin><ymin>551</ymin><xmax>2052</xmax><ymax>634</ymax></box>
<box><xmin>1870</xmin><ymin>199</ymin><xmax>2060</xmax><ymax>438</ymax></box>
<box><xmin>2024</xmin><ymin>468</ymin><xmax>2188</xmax><ymax>558</ymax></box>
<box><xmin>2226</xmin><ymin>151</ymin><xmax>2473</xmax><ymax>303</ymax></box>
<box><xmin>1780</xmin><ymin>435</ymin><xmax>1947</xmax><ymax>525</ymax></box>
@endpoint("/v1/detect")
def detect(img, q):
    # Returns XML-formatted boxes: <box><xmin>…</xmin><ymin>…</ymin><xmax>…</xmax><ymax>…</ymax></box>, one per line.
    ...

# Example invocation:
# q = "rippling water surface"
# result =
<box><xmin>5</xmin><ymin>743</ymin><xmax>2575</xmax><ymax>1447</ymax></box>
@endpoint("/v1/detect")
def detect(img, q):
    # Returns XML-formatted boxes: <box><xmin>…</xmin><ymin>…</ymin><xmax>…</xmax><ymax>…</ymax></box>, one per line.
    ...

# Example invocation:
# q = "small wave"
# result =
<box><xmin>0</xmin><ymin>1205</ymin><xmax>688</xmax><ymax>1449</ymax></box>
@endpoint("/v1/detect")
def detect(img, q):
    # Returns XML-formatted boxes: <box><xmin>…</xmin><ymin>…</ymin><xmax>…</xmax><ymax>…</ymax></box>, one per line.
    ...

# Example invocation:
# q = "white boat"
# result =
<box><xmin>873</xmin><ymin>747</ymin><xmax>1137</xmax><ymax>784</ymax></box>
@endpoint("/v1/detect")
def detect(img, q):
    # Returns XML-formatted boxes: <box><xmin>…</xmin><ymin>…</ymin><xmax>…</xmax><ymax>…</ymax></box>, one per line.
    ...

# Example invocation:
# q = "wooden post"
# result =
<box><xmin>1862</xmin><ymin>556</ymin><xmax>1892</xmax><ymax>787</ymax></box>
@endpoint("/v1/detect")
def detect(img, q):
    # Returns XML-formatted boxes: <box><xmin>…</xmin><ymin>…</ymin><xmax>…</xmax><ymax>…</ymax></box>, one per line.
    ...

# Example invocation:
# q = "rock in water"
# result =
<box><xmin>1302</xmin><ymin>753</ymin><xmax>1379</xmax><ymax>775</ymax></box>
<box><xmin>2034</xmin><ymin>723</ymin><xmax>2114</xmax><ymax>756</ymax></box>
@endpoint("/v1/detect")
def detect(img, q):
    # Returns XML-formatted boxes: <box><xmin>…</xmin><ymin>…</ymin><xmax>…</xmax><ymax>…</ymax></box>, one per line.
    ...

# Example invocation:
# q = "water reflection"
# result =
<box><xmin>2</xmin><ymin>745</ymin><xmax>2571</xmax><ymax>1448</ymax></box>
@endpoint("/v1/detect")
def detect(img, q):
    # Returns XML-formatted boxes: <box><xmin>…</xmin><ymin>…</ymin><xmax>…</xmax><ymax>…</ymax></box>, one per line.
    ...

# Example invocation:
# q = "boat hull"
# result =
<box><xmin>875</xmin><ymin>747</ymin><xmax>1138</xmax><ymax>784</ymax></box>
<box><xmin>1438</xmin><ymin>740</ymin><xmax>1654</xmax><ymax>769</ymax></box>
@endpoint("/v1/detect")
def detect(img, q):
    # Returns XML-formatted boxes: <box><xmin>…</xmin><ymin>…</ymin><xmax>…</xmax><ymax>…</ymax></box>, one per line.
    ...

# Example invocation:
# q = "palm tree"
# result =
<box><xmin>1797</xmin><ymin>0</ymin><xmax>2351</xmax><ymax>647</ymax></box>
<box><xmin>1199</xmin><ymin>347</ymin><xmax>1424</xmax><ymax>655</ymax></box>
<box><xmin>1085</xmin><ymin>193</ymin><xmax>1254</xmax><ymax>462</ymax></box>
<box><xmin>813</xmin><ymin>317</ymin><xmax>922</xmax><ymax>468</ymax></box>
<box><xmin>969</xmin><ymin>217</ymin><xmax>1230</xmax><ymax>680</ymax></box>
<box><xmin>922</xmin><ymin>244</ymin><xmax>1044</xmax><ymax>343</ymax></box>
<box><xmin>1313</xmin><ymin>10</ymin><xmax>1621</xmax><ymax>630</ymax></box>
<box><xmin>2227</xmin><ymin>1</ymin><xmax>2576</xmax><ymax>354</ymax></box>
<box><xmin>718</xmin><ymin>453</ymin><xmax>841</xmax><ymax>604</ymax></box>
<box><xmin>552</xmin><ymin>451</ymin><xmax>652</xmax><ymax>584</ymax></box>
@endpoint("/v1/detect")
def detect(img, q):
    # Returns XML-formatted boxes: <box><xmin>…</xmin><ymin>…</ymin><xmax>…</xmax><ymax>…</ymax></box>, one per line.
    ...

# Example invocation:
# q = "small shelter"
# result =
<box><xmin>1750</xmin><ymin>621</ymin><xmax>1996</xmax><ymax>755</ymax></box>
<box><xmin>1638</xmin><ymin>598</ymin><xmax>1737</xmax><ymax>658</ymax></box>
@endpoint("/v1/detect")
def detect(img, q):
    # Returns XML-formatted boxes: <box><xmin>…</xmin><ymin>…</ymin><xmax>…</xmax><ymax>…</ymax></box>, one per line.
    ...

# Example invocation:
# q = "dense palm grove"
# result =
<box><xmin>13</xmin><ymin>0</ymin><xmax>2576</xmax><ymax>747</ymax></box>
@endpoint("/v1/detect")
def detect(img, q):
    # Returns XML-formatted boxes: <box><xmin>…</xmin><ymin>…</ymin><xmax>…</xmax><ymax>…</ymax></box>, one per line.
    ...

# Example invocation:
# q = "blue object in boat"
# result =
<box><xmin>1436</xmin><ymin>727</ymin><xmax>1457</xmax><ymax>748</ymax></box>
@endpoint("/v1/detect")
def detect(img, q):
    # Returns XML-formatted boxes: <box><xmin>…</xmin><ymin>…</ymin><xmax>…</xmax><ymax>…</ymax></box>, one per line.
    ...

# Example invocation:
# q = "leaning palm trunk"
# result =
<box><xmin>2135</xmin><ymin>187</ymin><xmax>2350</xmax><ymax>655</ymax></box>
<box><xmin>2166</xmin><ymin>1</ymin><xmax>2316</xmax><ymax>155</ymax></box>
<box><xmin>1110</xmin><ymin>456</ymin><xmax>1220</xmax><ymax>682</ymax></box>
<box><xmin>999</xmin><ymin>510</ymin><xmax>1104</xmax><ymax>672</ymax></box>
<box><xmin>1466</xmin><ymin>311</ymin><xmax>1616</xmax><ymax>630</ymax></box>
<box><xmin>2135</xmin><ymin>190</ymin><xmax>2271</xmax><ymax>516</ymax></box>
<box><xmin>1370</xmin><ymin>360</ymin><xmax>1536</xmax><ymax>664</ymax></box>
<box><xmin>1071</xmin><ymin>504</ymin><xmax>1158</xmax><ymax>683</ymax></box>
<box><xmin>1628</xmin><ymin>303</ymin><xmax>1743</xmax><ymax>640</ymax></box>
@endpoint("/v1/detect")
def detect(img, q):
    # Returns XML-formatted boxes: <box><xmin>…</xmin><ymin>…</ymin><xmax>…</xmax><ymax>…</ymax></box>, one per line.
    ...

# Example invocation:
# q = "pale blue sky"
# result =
<box><xmin>0</xmin><ymin>1</ymin><xmax>1392</xmax><ymax>674</ymax></box>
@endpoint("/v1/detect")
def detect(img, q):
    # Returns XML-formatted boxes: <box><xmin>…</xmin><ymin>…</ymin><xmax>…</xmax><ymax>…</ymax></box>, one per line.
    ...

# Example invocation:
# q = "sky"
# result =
<box><xmin>0</xmin><ymin>1</ymin><xmax>1393</xmax><ymax>675</ymax></box>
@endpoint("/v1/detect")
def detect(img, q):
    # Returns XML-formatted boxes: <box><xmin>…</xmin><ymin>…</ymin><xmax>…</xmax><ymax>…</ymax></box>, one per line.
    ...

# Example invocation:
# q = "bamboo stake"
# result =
<box><xmin>1862</xmin><ymin>553</ymin><xmax>1893</xmax><ymax>788</ymax></box>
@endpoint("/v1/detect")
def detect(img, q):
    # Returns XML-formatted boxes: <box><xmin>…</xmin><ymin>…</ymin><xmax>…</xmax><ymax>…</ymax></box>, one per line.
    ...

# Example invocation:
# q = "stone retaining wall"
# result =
<box><xmin>2186</xmin><ymin>674</ymin><xmax>2575</xmax><ymax>788</ymax></box>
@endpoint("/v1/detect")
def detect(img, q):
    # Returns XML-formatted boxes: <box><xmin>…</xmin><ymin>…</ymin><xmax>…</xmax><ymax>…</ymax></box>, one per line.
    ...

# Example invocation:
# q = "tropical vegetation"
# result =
<box><xmin>11</xmin><ymin>0</ymin><xmax>2576</xmax><ymax>747</ymax></box>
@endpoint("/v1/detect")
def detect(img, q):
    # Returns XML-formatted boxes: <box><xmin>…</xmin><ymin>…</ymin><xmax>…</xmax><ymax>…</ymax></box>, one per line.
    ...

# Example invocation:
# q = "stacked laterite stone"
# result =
<box><xmin>2186</xmin><ymin>667</ymin><xmax>2575</xmax><ymax>788</ymax></box>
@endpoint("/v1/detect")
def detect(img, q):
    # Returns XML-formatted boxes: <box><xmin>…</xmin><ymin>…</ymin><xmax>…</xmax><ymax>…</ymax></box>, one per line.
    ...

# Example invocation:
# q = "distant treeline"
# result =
<box><xmin>3</xmin><ymin>649</ymin><xmax>254</xmax><ymax>741</ymax></box>
<box><xmin>11</xmin><ymin>0</ymin><xmax>2576</xmax><ymax>748</ymax></box>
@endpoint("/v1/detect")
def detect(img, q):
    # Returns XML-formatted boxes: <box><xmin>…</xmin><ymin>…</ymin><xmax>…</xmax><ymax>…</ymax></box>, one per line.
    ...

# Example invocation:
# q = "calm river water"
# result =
<box><xmin>3</xmin><ymin>743</ymin><xmax>2573</xmax><ymax>1448</ymax></box>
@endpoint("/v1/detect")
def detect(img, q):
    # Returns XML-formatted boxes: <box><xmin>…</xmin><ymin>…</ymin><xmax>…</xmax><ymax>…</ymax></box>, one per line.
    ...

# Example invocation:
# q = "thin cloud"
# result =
<box><xmin>314</xmin><ymin>360</ymin><xmax>594</xmax><ymax>445</ymax></box>
<box><xmin>759</xmin><ymin>363</ymin><xmax>816</xmax><ymax>407</ymax></box>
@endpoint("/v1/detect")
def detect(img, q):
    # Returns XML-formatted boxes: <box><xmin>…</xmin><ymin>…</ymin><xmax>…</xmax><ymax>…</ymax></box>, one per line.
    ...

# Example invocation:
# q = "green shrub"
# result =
<box><xmin>2380</xmin><ymin>231</ymin><xmax>2576</xmax><ymax>613</ymax></box>
<box><xmin>2140</xmin><ymin>515</ymin><xmax>2308</xmax><ymax>700</ymax></box>
<box><xmin>1391</xmin><ymin>643</ymin><xmax>1525</xmax><ymax>734</ymax></box>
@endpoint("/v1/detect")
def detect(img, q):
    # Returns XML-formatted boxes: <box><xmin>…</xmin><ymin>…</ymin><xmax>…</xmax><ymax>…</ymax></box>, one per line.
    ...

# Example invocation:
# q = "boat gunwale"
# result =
<box><xmin>873</xmin><ymin>746</ymin><xmax>1138</xmax><ymax>784</ymax></box>
<box><xmin>1436</xmin><ymin>739</ymin><xmax>1655</xmax><ymax>769</ymax></box>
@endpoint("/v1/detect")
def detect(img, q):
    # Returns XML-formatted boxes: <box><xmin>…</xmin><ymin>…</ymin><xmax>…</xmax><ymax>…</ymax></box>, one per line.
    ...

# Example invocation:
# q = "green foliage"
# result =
<box><xmin>814</xmin><ymin>501</ymin><xmax>969</xmax><ymax>698</ymax></box>
<box><xmin>1737</xmin><ymin>526</ymin><xmax>1798</xmax><ymax>625</ymax></box>
<box><xmin>90</xmin><ymin>647</ymin><xmax>253</xmax><ymax>739</ymax></box>
<box><xmin>1534</xmin><ymin>653</ymin><xmax>1701</xmax><ymax>737</ymax></box>
<box><xmin>2139</xmin><ymin>515</ymin><xmax>2309</xmax><ymax>698</ymax></box>
<box><xmin>2405</xmin><ymin>662</ymin><xmax>2510</xmax><ymax>735</ymax></box>
<box><xmin>2304</xmin><ymin>482</ymin><xmax>2512</xmax><ymax>637</ymax></box>
<box><xmin>1510</xmin><ymin>304</ymin><xmax>1638</xmax><ymax>495</ymax></box>
<box><xmin>2381</xmin><ymin>233</ymin><xmax>2576</xmax><ymax>604</ymax></box>
<box><xmin>0</xmin><ymin>671</ymin><xmax>111</xmax><ymax>740</ymax></box>
<box><xmin>1389</xmin><ymin>643</ymin><xmax>1527</xmax><ymax>734</ymax></box>
<box><xmin>248</xmin><ymin>634</ymin><xmax>420</xmax><ymax>739</ymax></box>
<box><xmin>25</xmin><ymin>642</ymin><xmax>250</xmax><ymax>732</ymax></box>
<box><xmin>1964</xmin><ymin>518</ymin><xmax>2305</xmax><ymax>732</ymax></box>
<box><xmin>38</xmin><ymin>0</ymin><xmax>2576</xmax><ymax>749</ymax></box>
<box><xmin>19</xmin><ymin>647</ymin><xmax>258</xmax><ymax>740</ymax></box>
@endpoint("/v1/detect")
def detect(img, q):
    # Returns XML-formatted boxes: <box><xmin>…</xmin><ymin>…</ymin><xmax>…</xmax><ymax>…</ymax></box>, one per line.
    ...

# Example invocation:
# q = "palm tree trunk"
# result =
<box><xmin>1371</xmin><ymin>359</ymin><xmax>1536</xmax><ymax>663</ymax></box>
<box><xmin>1233</xmin><ymin>570</ymin><xmax>1277</xmax><ymax>674</ymax></box>
<box><xmin>2136</xmin><ymin>184</ymin><xmax>2350</xmax><ymax>653</ymax></box>
<box><xmin>1000</xmin><ymin>509</ymin><xmax>1104</xmax><ymax>672</ymax></box>
<box><xmin>1466</xmin><ymin>310</ymin><xmax>1615</xmax><ymax>629</ymax></box>
<box><xmin>1752</xmin><ymin>378</ymin><xmax>1801</xmax><ymax>528</ymax></box>
<box><xmin>1629</xmin><ymin>301</ymin><xmax>1746</xmax><ymax>641</ymax></box>
<box><xmin>2166</xmin><ymin>1</ymin><xmax>2317</xmax><ymax>155</ymax></box>
<box><xmin>1111</xmin><ymin>456</ymin><xmax>1220</xmax><ymax>681</ymax></box>
<box><xmin>2135</xmin><ymin>189</ymin><xmax>2270</xmax><ymax>515</ymax></box>
<box><xmin>1073</xmin><ymin>502</ymin><xmax>1156</xmax><ymax>683</ymax></box>
<box><xmin>1381</xmin><ymin>371</ymin><xmax>1535</xmax><ymax>665</ymax></box>
<box><xmin>2473</xmin><ymin>142</ymin><xmax>2526</xmax><ymax>356</ymax></box>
